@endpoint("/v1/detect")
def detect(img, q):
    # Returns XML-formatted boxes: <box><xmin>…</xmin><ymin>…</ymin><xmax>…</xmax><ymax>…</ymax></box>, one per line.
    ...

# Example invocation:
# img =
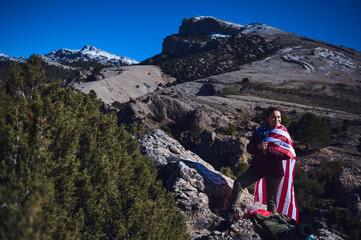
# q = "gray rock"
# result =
<box><xmin>334</xmin><ymin>166</ymin><xmax>361</xmax><ymax>198</ymax></box>
<box><xmin>139</xmin><ymin>129</ymin><xmax>258</xmax><ymax>239</ymax></box>
<box><xmin>315</xmin><ymin>229</ymin><xmax>345</xmax><ymax>240</ymax></box>
<box><xmin>179</xmin><ymin>16</ymin><xmax>244</xmax><ymax>37</ymax></box>
<box><xmin>347</xmin><ymin>193</ymin><xmax>361</xmax><ymax>217</ymax></box>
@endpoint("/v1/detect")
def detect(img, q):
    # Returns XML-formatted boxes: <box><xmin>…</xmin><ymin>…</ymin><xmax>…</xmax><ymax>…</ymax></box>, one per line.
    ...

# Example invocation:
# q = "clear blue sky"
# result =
<box><xmin>1</xmin><ymin>0</ymin><xmax>360</xmax><ymax>62</ymax></box>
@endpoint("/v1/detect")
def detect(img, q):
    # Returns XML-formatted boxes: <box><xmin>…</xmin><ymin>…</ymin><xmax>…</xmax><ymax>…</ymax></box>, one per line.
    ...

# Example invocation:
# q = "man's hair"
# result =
<box><xmin>264</xmin><ymin>107</ymin><xmax>281</xmax><ymax>118</ymax></box>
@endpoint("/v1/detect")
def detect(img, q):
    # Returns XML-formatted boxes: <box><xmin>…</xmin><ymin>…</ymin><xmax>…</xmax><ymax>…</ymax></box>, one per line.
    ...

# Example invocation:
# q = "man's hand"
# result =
<box><xmin>257</xmin><ymin>142</ymin><xmax>268</xmax><ymax>155</ymax></box>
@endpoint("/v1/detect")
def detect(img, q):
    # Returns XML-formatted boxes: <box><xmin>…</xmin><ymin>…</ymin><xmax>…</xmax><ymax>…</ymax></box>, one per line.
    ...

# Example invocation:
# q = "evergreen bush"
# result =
<box><xmin>0</xmin><ymin>55</ymin><xmax>189</xmax><ymax>239</ymax></box>
<box><xmin>290</xmin><ymin>112</ymin><xmax>331</xmax><ymax>149</ymax></box>
<box><xmin>293</xmin><ymin>167</ymin><xmax>324</xmax><ymax>212</ymax></box>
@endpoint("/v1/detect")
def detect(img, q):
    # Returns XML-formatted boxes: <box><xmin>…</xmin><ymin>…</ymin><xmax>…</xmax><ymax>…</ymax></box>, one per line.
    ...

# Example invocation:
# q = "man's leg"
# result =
<box><xmin>265</xmin><ymin>176</ymin><xmax>282</xmax><ymax>214</ymax></box>
<box><xmin>228</xmin><ymin>168</ymin><xmax>261</xmax><ymax>211</ymax></box>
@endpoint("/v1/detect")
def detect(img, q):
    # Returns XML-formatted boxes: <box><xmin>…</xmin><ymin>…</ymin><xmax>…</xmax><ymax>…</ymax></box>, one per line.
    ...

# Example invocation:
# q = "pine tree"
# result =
<box><xmin>0</xmin><ymin>57</ymin><xmax>189</xmax><ymax>239</ymax></box>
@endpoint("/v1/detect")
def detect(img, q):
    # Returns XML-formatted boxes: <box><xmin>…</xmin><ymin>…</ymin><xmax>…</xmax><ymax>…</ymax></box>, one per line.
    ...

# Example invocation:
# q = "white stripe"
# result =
<box><xmin>276</xmin><ymin>165</ymin><xmax>285</xmax><ymax>208</ymax></box>
<box><xmin>282</xmin><ymin>165</ymin><xmax>292</xmax><ymax>214</ymax></box>
<box><xmin>282</xmin><ymin>159</ymin><xmax>296</xmax><ymax>214</ymax></box>
<box><xmin>291</xmin><ymin>186</ymin><xmax>297</xmax><ymax>219</ymax></box>
<box><xmin>258</xmin><ymin>178</ymin><xmax>264</xmax><ymax>203</ymax></box>
<box><xmin>267</xmin><ymin>137</ymin><xmax>296</xmax><ymax>157</ymax></box>
<box><xmin>270</xmin><ymin>128</ymin><xmax>292</xmax><ymax>142</ymax></box>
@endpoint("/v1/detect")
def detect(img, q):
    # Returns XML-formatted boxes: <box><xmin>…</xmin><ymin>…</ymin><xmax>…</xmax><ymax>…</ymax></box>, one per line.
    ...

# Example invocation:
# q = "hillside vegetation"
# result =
<box><xmin>0</xmin><ymin>55</ymin><xmax>189</xmax><ymax>239</ymax></box>
<box><xmin>142</xmin><ymin>33</ymin><xmax>278</xmax><ymax>83</ymax></box>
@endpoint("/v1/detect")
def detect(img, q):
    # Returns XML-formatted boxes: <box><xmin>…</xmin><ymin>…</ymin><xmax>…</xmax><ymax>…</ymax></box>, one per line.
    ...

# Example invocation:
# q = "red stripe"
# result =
<box><xmin>291</xmin><ymin>164</ymin><xmax>299</xmax><ymax>222</ymax></box>
<box><xmin>254</xmin><ymin>181</ymin><xmax>260</xmax><ymax>202</ymax></box>
<box><xmin>287</xmin><ymin>186</ymin><xmax>294</xmax><ymax>217</ymax></box>
<box><xmin>262</xmin><ymin>179</ymin><xmax>267</xmax><ymax>204</ymax></box>
<box><xmin>268</xmin><ymin>132</ymin><xmax>294</xmax><ymax>148</ymax></box>
<box><xmin>274</xmin><ymin>125</ymin><xmax>294</xmax><ymax>148</ymax></box>
<box><xmin>268</xmin><ymin>142</ymin><xmax>295</xmax><ymax>159</ymax></box>
<box><xmin>276</xmin><ymin>125</ymin><xmax>287</xmax><ymax>132</ymax></box>
<box><xmin>277</xmin><ymin>161</ymin><xmax>290</xmax><ymax>213</ymax></box>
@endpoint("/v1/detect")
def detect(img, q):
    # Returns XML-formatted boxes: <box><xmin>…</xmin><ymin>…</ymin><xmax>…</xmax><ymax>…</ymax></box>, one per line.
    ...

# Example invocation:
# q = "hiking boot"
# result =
<box><xmin>216</xmin><ymin>209</ymin><xmax>240</xmax><ymax>222</ymax></box>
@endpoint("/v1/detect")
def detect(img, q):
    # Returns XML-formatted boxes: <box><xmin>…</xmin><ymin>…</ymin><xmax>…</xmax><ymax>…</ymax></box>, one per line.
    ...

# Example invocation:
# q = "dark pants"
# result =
<box><xmin>228</xmin><ymin>168</ymin><xmax>282</xmax><ymax>214</ymax></box>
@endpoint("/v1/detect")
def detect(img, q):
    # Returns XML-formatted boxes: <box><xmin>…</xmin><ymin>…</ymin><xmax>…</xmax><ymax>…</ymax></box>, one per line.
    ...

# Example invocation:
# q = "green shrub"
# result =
<box><xmin>190</xmin><ymin>124</ymin><xmax>203</xmax><ymax>136</ymax></box>
<box><xmin>327</xmin><ymin>207</ymin><xmax>361</xmax><ymax>240</ymax></box>
<box><xmin>216</xmin><ymin>124</ymin><xmax>238</xmax><ymax>135</ymax></box>
<box><xmin>310</xmin><ymin>160</ymin><xmax>342</xmax><ymax>187</ymax></box>
<box><xmin>234</xmin><ymin>162</ymin><xmax>249</xmax><ymax>178</ymax></box>
<box><xmin>219</xmin><ymin>162</ymin><xmax>249</xmax><ymax>181</ymax></box>
<box><xmin>0</xmin><ymin>56</ymin><xmax>189</xmax><ymax>240</ymax></box>
<box><xmin>152</xmin><ymin>112</ymin><xmax>166</xmax><ymax>122</ymax></box>
<box><xmin>111</xmin><ymin>100</ymin><xmax>124</xmax><ymax>109</ymax></box>
<box><xmin>294</xmin><ymin>167</ymin><xmax>324</xmax><ymax>212</ymax></box>
<box><xmin>220</xmin><ymin>166</ymin><xmax>235</xmax><ymax>180</ymax></box>
<box><xmin>220</xmin><ymin>163</ymin><xmax>254</xmax><ymax>193</ymax></box>
<box><xmin>290</xmin><ymin>112</ymin><xmax>331</xmax><ymax>149</ymax></box>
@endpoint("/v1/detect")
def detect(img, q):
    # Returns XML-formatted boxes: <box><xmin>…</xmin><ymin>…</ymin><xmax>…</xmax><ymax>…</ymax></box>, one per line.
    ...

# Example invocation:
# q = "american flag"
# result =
<box><xmin>254</xmin><ymin>124</ymin><xmax>299</xmax><ymax>222</ymax></box>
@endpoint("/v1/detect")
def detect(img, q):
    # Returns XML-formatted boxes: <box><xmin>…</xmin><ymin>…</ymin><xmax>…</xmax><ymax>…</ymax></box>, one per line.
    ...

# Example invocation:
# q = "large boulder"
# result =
<box><xmin>334</xmin><ymin>166</ymin><xmax>361</xmax><ymax>198</ymax></box>
<box><xmin>138</xmin><ymin>129</ymin><xmax>256</xmax><ymax>239</ymax></box>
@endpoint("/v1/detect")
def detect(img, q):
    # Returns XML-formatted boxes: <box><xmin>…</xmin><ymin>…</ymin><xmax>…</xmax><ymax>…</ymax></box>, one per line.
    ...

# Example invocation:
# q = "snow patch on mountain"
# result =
<box><xmin>0</xmin><ymin>53</ymin><xmax>27</xmax><ymax>63</ymax></box>
<box><xmin>242</xmin><ymin>23</ymin><xmax>281</xmax><ymax>34</ymax></box>
<box><xmin>193</xmin><ymin>16</ymin><xmax>245</xmax><ymax>29</ymax></box>
<box><xmin>194</xmin><ymin>16</ymin><xmax>285</xmax><ymax>38</ymax></box>
<box><xmin>42</xmin><ymin>45</ymin><xmax>138</xmax><ymax>66</ymax></box>
<box><xmin>313</xmin><ymin>47</ymin><xmax>358</xmax><ymax>72</ymax></box>
<box><xmin>210</xmin><ymin>33</ymin><xmax>230</xmax><ymax>39</ymax></box>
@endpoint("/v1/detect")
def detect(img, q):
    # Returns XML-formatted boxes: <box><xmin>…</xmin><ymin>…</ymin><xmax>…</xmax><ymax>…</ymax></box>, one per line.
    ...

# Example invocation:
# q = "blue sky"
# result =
<box><xmin>1</xmin><ymin>0</ymin><xmax>360</xmax><ymax>62</ymax></box>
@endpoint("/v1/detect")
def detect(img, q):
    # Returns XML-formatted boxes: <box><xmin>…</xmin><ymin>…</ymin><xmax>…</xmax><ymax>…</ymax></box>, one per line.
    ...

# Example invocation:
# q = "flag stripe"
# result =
<box><xmin>278</xmin><ymin>160</ymin><xmax>290</xmax><ymax>213</ymax></box>
<box><xmin>268</xmin><ymin>128</ymin><xmax>292</xmax><ymax>143</ymax></box>
<box><xmin>268</xmin><ymin>133</ymin><xmax>294</xmax><ymax>148</ymax></box>
<box><xmin>262</xmin><ymin>178</ymin><xmax>267</xmax><ymax>204</ymax></box>
<box><xmin>254</xmin><ymin>180</ymin><xmax>260</xmax><ymax>202</ymax></box>
<box><xmin>267</xmin><ymin>138</ymin><xmax>296</xmax><ymax>158</ymax></box>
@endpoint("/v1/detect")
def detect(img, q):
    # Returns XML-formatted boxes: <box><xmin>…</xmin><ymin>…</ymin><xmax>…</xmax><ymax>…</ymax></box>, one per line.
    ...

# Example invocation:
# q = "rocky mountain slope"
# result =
<box><xmin>110</xmin><ymin>16</ymin><xmax>360</xmax><ymax>239</ymax></box>
<box><xmin>42</xmin><ymin>45</ymin><xmax>138</xmax><ymax>66</ymax></box>
<box><xmin>75</xmin><ymin>65</ymin><xmax>175</xmax><ymax>105</ymax></box>
<box><xmin>0</xmin><ymin>53</ymin><xmax>27</xmax><ymax>63</ymax></box>
<box><xmin>0</xmin><ymin>46</ymin><xmax>138</xmax><ymax>85</ymax></box>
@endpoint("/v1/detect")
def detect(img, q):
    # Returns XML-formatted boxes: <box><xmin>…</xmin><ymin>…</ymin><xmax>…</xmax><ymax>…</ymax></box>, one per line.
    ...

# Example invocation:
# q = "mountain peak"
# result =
<box><xmin>0</xmin><ymin>52</ymin><xmax>27</xmax><ymax>63</ymax></box>
<box><xmin>179</xmin><ymin>16</ymin><xmax>283</xmax><ymax>37</ymax></box>
<box><xmin>81</xmin><ymin>45</ymin><xmax>99</xmax><ymax>52</ymax></box>
<box><xmin>42</xmin><ymin>46</ymin><xmax>138</xmax><ymax>66</ymax></box>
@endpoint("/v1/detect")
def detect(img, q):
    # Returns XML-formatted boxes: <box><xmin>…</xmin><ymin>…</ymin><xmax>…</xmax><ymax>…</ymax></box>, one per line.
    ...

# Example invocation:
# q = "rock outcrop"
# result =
<box><xmin>118</xmin><ymin>92</ymin><xmax>253</xmax><ymax>170</ymax></box>
<box><xmin>334</xmin><ymin>165</ymin><xmax>361</xmax><ymax>201</ymax></box>
<box><xmin>139</xmin><ymin>129</ymin><xmax>257</xmax><ymax>239</ymax></box>
<box><xmin>179</xmin><ymin>16</ymin><xmax>245</xmax><ymax>36</ymax></box>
